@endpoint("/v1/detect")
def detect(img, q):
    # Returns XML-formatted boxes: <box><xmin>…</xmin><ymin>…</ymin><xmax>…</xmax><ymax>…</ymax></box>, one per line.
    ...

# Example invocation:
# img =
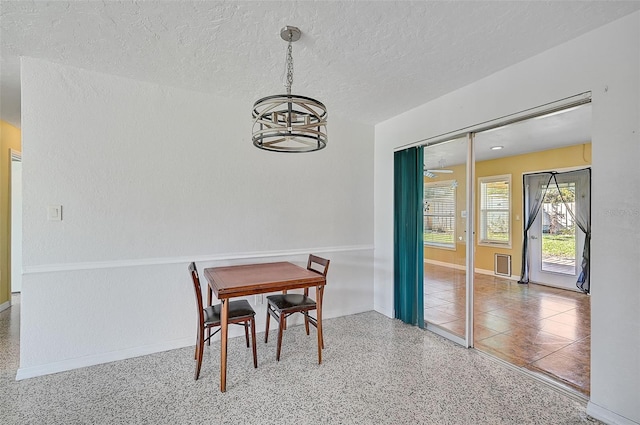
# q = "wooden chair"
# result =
<box><xmin>264</xmin><ymin>254</ymin><xmax>329</xmax><ymax>361</ymax></box>
<box><xmin>188</xmin><ymin>262</ymin><xmax>257</xmax><ymax>380</ymax></box>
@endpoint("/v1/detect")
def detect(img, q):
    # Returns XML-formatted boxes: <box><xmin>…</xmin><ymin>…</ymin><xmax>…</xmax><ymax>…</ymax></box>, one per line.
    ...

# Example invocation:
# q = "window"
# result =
<box><xmin>424</xmin><ymin>181</ymin><xmax>456</xmax><ymax>248</ymax></box>
<box><xmin>479</xmin><ymin>175</ymin><xmax>511</xmax><ymax>246</ymax></box>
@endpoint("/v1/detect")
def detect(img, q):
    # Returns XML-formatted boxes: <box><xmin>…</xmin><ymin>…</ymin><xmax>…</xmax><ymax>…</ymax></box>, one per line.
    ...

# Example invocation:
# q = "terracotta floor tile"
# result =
<box><xmin>434</xmin><ymin>302</ymin><xmax>466</xmax><ymax>318</ymax></box>
<box><xmin>538</xmin><ymin>318</ymin><xmax>590</xmax><ymax>341</ymax></box>
<box><xmin>424</xmin><ymin>307</ymin><xmax>458</xmax><ymax>325</ymax></box>
<box><xmin>437</xmin><ymin>318</ymin><xmax>466</xmax><ymax>337</ymax></box>
<box><xmin>474</xmin><ymin>340</ymin><xmax>529</xmax><ymax>367</ymax></box>
<box><xmin>477</xmin><ymin>332</ymin><xmax>568</xmax><ymax>364</ymax></box>
<box><xmin>546</xmin><ymin>311</ymin><xmax>590</xmax><ymax>327</ymax></box>
<box><xmin>474</xmin><ymin>297</ymin><xmax>510</xmax><ymax>313</ymax></box>
<box><xmin>474</xmin><ymin>312</ymin><xmax>514</xmax><ymax>333</ymax></box>
<box><xmin>424</xmin><ymin>296</ymin><xmax>451</xmax><ymax>308</ymax></box>
<box><xmin>431</xmin><ymin>289</ymin><xmax>465</xmax><ymax>303</ymax></box>
<box><xmin>503</xmin><ymin>325</ymin><xmax>573</xmax><ymax>347</ymax></box>
<box><xmin>474</xmin><ymin>324</ymin><xmax>501</xmax><ymax>341</ymax></box>
<box><xmin>551</xmin><ymin>336</ymin><xmax>591</xmax><ymax>358</ymax></box>
<box><xmin>529</xmin><ymin>348</ymin><xmax>591</xmax><ymax>395</ymax></box>
<box><xmin>424</xmin><ymin>265</ymin><xmax>591</xmax><ymax>396</ymax></box>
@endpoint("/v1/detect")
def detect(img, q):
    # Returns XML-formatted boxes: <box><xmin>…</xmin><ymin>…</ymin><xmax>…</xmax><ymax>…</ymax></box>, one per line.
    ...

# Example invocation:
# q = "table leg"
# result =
<box><xmin>316</xmin><ymin>285</ymin><xmax>324</xmax><ymax>364</ymax></box>
<box><xmin>207</xmin><ymin>285</ymin><xmax>213</xmax><ymax>345</ymax></box>
<box><xmin>220</xmin><ymin>298</ymin><xmax>229</xmax><ymax>392</ymax></box>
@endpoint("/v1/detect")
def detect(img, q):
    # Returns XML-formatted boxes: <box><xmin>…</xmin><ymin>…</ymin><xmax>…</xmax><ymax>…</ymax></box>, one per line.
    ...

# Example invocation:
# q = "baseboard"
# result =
<box><xmin>0</xmin><ymin>300</ymin><xmax>10</xmax><ymax>313</ymax></box>
<box><xmin>424</xmin><ymin>259</ymin><xmax>520</xmax><ymax>282</ymax></box>
<box><xmin>373</xmin><ymin>304</ymin><xmax>393</xmax><ymax>318</ymax></box>
<box><xmin>15</xmin><ymin>307</ymin><xmax>371</xmax><ymax>381</ymax></box>
<box><xmin>16</xmin><ymin>336</ymin><xmax>193</xmax><ymax>381</ymax></box>
<box><xmin>587</xmin><ymin>401</ymin><xmax>639</xmax><ymax>425</ymax></box>
<box><xmin>424</xmin><ymin>259</ymin><xmax>466</xmax><ymax>271</ymax></box>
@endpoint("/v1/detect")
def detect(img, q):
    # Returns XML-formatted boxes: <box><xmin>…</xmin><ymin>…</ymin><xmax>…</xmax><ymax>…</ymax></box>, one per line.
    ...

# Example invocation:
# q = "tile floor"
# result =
<box><xmin>424</xmin><ymin>263</ymin><xmax>591</xmax><ymax>396</ymax></box>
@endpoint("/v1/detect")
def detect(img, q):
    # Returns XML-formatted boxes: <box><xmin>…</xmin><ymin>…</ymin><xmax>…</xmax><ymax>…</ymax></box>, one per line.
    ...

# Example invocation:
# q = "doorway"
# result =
<box><xmin>472</xmin><ymin>103</ymin><xmax>592</xmax><ymax>396</ymax></box>
<box><xmin>10</xmin><ymin>151</ymin><xmax>22</xmax><ymax>293</ymax></box>
<box><xmin>527</xmin><ymin>169</ymin><xmax>590</xmax><ymax>291</ymax></box>
<box><xmin>422</xmin><ymin>100</ymin><xmax>592</xmax><ymax>396</ymax></box>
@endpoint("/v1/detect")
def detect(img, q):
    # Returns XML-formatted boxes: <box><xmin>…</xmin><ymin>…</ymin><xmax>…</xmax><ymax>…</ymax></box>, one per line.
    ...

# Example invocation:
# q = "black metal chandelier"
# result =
<box><xmin>252</xmin><ymin>26</ymin><xmax>328</xmax><ymax>153</ymax></box>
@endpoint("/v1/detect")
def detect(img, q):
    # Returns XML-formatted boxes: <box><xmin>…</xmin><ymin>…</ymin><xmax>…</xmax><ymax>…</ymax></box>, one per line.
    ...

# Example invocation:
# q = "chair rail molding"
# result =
<box><xmin>22</xmin><ymin>245</ymin><xmax>374</xmax><ymax>274</ymax></box>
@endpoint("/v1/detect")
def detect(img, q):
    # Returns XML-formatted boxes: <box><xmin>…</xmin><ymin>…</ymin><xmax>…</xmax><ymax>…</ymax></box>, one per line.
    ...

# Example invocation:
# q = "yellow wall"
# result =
<box><xmin>1</xmin><ymin>120</ymin><xmax>21</xmax><ymax>305</ymax></box>
<box><xmin>425</xmin><ymin>143</ymin><xmax>592</xmax><ymax>277</ymax></box>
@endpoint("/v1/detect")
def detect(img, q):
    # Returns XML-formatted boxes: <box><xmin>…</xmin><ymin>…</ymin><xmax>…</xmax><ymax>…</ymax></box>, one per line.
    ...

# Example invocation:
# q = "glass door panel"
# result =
<box><xmin>423</xmin><ymin>136</ymin><xmax>469</xmax><ymax>345</ymax></box>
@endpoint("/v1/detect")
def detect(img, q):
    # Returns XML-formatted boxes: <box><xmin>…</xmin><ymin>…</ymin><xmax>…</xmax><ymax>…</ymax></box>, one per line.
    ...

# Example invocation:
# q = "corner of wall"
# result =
<box><xmin>0</xmin><ymin>120</ymin><xmax>22</xmax><ymax>305</ymax></box>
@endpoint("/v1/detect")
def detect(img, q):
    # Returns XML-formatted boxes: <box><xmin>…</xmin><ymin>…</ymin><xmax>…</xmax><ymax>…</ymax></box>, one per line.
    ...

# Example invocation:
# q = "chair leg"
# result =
<box><xmin>250</xmin><ymin>317</ymin><xmax>258</xmax><ymax>368</ymax></box>
<box><xmin>195</xmin><ymin>327</ymin><xmax>205</xmax><ymax>380</ymax></box>
<box><xmin>304</xmin><ymin>311</ymin><xmax>310</xmax><ymax>335</ymax></box>
<box><xmin>244</xmin><ymin>321</ymin><xmax>250</xmax><ymax>348</ymax></box>
<box><xmin>194</xmin><ymin>328</ymin><xmax>199</xmax><ymax>360</ymax></box>
<box><xmin>276</xmin><ymin>313</ymin><xmax>285</xmax><ymax>361</ymax></box>
<box><xmin>264</xmin><ymin>306</ymin><xmax>271</xmax><ymax>343</ymax></box>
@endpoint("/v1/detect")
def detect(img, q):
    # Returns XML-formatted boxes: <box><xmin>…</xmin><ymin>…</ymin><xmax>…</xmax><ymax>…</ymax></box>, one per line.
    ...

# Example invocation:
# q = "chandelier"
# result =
<box><xmin>252</xmin><ymin>26</ymin><xmax>328</xmax><ymax>152</ymax></box>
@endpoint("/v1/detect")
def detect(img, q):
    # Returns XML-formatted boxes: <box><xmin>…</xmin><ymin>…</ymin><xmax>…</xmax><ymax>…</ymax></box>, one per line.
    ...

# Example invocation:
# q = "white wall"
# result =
<box><xmin>11</xmin><ymin>159</ymin><xmax>22</xmax><ymax>292</ymax></box>
<box><xmin>374</xmin><ymin>12</ymin><xmax>639</xmax><ymax>425</ymax></box>
<box><xmin>18</xmin><ymin>58</ymin><xmax>374</xmax><ymax>378</ymax></box>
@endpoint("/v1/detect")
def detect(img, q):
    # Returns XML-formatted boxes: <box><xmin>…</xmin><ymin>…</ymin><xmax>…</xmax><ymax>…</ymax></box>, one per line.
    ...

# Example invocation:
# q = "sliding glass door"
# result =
<box><xmin>423</xmin><ymin>135</ymin><xmax>473</xmax><ymax>347</ymax></box>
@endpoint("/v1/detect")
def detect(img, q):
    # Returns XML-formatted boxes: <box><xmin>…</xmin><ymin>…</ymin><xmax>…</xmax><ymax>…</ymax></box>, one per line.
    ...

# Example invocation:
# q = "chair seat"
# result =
<box><xmin>267</xmin><ymin>294</ymin><xmax>316</xmax><ymax>312</ymax></box>
<box><xmin>204</xmin><ymin>299</ymin><xmax>255</xmax><ymax>326</ymax></box>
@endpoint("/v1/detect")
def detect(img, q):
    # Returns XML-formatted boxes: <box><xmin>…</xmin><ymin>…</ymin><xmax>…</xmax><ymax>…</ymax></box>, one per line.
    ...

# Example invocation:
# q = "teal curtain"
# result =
<box><xmin>394</xmin><ymin>146</ymin><xmax>424</xmax><ymax>328</ymax></box>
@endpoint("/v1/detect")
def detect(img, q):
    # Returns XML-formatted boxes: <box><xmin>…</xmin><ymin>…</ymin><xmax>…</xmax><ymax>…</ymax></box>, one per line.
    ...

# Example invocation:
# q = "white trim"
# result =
<box><xmin>0</xmin><ymin>300</ymin><xmax>10</xmax><ymax>313</ymax></box>
<box><xmin>16</xmin><ymin>336</ymin><xmax>193</xmax><ymax>381</ymax></box>
<box><xmin>10</xmin><ymin>149</ymin><xmax>21</xmax><ymax>161</ymax></box>
<box><xmin>474</xmin><ymin>267</ymin><xmax>520</xmax><ymax>282</ymax></box>
<box><xmin>465</xmin><ymin>133</ymin><xmax>475</xmax><ymax>348</ymax></box>
<box><xmin>425</xmin><ymin>322</ymin><xmax>466</xmax><ymax>346</ymax></box>
<box><xmin>478</xmin><ymin>173</ymin><xmax>512</xmax><ymax>247</ymax></box>
<box><xmin>22</xmin><ymin>245</ymin><xmax>374</xmax><ymax>274</ymax></box>
<box><xmin>521</xmin><ymin>164</ymin><xmax>591</xmax><ymax>177</ymax></box>
<box><xmin>425</xmin><ymin>258</ymin><xmax>585</xmax><ymax>288</ymax></box>
<box><xmin>587</xmin><ymin>401</ymin><xmax>639</xmax><ymax>425</ymax></box>
<box><xmin>474</xmin><ymin>349</ymin><xmax>588</xmax><ymax>403</ymax></box>
<box><xmin>373</xmin><ymin>304</ymin><xmax>393</xmax><ymax>318</ymax></box>
<box><xmin>424</xmin><ymin>259</ymin><xmax>521</xmax><ymax>282</ymax></box>
<box><xmin>424</xmin><ymin>259</ymin><xmax>466</xmax><ymax>271</ymax></box>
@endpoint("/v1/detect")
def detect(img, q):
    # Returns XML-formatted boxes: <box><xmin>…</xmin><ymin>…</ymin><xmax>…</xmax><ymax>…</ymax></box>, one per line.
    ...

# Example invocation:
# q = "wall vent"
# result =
<box><xmin>494</xmin><ymin>254</ymin><xmax>511</xmax><ymax>277</ymax></box>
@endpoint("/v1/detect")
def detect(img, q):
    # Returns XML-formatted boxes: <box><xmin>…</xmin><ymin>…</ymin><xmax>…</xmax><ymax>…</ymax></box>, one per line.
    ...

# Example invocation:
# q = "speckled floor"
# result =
<box><xmin>1</xmin><ymin>294</ymin><xmax>601</xmax><ymax>424</ymax></box>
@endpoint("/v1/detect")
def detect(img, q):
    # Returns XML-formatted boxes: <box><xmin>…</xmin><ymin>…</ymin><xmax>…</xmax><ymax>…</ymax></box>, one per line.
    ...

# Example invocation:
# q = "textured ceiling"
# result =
<box><xmin>1</xmin><ymin>1</ymin><xmax>639</xmax><ymax>128</ymax></box>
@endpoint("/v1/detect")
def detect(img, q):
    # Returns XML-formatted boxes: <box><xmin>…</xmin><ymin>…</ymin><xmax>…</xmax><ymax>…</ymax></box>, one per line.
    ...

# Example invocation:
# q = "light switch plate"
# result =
<box><xmin>47</xmin><ymin>205</ymin><xmax>62</xmax><ymax>221</ymax></box>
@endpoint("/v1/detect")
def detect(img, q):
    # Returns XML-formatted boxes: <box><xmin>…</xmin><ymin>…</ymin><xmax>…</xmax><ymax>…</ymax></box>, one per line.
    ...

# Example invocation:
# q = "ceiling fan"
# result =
<box><xmin>423</xmin><ymin>168</ymin><xmax>453</xmax><ymax>178</ymax></box>
<box><xmin>424</xmin><ymin>158</ymin><xmax>453</xmax><ymax>178</ymax></box>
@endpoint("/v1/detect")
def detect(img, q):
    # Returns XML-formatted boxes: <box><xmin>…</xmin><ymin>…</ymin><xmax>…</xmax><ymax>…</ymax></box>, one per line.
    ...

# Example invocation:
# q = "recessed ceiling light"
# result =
<box><xmin>490</xmin><ymin>146</ymin><xmax>504</xmax><ymax>150</ymax></box>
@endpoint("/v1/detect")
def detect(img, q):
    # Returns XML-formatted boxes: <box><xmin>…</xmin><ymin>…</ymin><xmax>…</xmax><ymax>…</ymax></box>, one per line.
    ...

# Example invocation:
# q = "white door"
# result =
<box><xmin>529</xmin><ymin>172</ymin><xmax>588</xmax><ymax>291</ymax></box>
<box><xmin>11</xmin><ymin>159</ymin><xmax>22</xmax><ymax>293</ymax></box>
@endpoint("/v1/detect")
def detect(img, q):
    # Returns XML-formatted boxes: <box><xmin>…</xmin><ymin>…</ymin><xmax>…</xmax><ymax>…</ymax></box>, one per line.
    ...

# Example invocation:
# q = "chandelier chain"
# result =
<box><xmin>285</xmin><ymin>39</ymin><xmax>294</xmax><ymax>95</ymax></box>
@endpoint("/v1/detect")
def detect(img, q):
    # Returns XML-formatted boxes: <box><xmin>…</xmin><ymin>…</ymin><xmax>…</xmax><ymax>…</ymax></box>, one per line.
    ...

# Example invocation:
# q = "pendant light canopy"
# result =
<box><xmin>252</xmin><ymin>26</ymin><xmax>328</xmax><ymax>153</ymax></box>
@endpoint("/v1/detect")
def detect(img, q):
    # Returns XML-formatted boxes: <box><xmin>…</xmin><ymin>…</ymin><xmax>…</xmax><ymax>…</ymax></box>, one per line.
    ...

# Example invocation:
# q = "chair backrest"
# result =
<box><xmin>188</xmin><ymin>262</ymin><xmax>205</xmax><ymax>325</ymax></box>
<box><xmin>307</xmin><ymin>254</ymin><xmax>330</xmax><ymax>278</ymax></box>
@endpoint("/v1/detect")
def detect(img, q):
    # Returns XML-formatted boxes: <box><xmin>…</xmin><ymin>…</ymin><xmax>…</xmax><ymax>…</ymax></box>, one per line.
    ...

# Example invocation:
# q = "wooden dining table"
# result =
<box><xmin>203</xmin><ymin>261</ymin><xmax>326</xmax><ymax>392</ymax></box>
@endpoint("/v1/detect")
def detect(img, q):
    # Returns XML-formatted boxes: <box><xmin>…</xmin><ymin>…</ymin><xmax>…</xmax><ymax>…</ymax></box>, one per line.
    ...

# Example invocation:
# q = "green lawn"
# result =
<box><xmin>424</xmin><ymin>231</ymin><xmax>575</xmax><ymax>259</ymax></box>
<box><xmin>542</xmin><ymin>233</ymin><xmax>575</xmax><ymax>258</ymax></box>
<box><xmin>424</xmin><ymin>231</ymin><xmax>454</xmax><ymax>245</ymax></box>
